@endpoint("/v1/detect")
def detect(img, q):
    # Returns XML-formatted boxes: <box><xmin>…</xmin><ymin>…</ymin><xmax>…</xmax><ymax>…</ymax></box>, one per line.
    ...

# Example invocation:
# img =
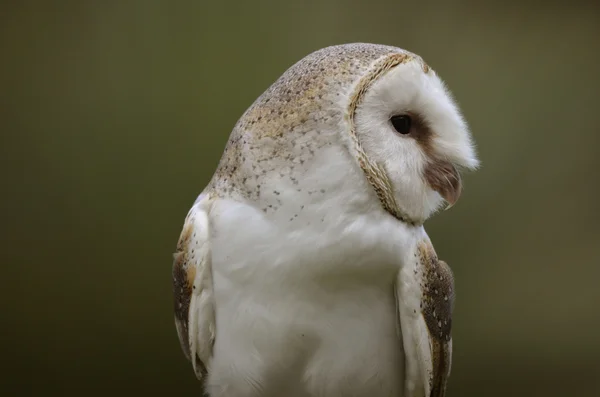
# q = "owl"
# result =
<box><xmin>173</xmin><ymin>43</ymin><xmax>479</xmax><ymax>397</ymax></box>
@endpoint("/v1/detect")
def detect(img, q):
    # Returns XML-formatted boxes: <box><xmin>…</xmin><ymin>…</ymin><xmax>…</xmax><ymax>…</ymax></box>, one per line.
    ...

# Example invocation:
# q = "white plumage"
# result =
<box><xmin>172</xmin><ymin>43</ymin><xmax>478</xmax><ymax>397</ymax></box>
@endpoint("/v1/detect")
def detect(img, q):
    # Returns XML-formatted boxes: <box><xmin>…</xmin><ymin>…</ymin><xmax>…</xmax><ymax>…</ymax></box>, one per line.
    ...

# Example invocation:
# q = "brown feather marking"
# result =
<box><xmin>174</xmin><ymin>213</ymin><xmax>210</xmax><ymax>384</ymax></box>
<box><xmin>173</xmin><ymin>221</ymin><xmax>195</xmax><ymax>361</ymax></box>
<box><xmin>417</xmin><ymin>241</ymin><xmax>454</xmax><ymax>397</ymax></box>
<box><xmin>421</xmin><ymin>61</ymin><xmax>431</xmax><ymax>74</ymax></box>
<box><xmin>428</xmin><ymin>339</ymin><xmax>450</xmax><ymax>397</ymax></box>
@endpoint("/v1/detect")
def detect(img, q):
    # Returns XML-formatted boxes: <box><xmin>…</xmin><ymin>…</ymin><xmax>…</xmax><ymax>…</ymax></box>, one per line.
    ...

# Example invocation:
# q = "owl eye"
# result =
<box><xmin>390</xmin><ymin>115</ymin><xmax>412</xmax><ymax>135</ymax></box>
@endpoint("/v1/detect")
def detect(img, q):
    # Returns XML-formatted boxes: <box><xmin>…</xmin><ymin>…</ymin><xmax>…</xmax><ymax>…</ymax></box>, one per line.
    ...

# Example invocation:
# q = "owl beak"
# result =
<box><xmin>442</xmin><ymin>175</ymin><xmax>462</xmax><ymax>210</ymax></box>
<box><xmin>424</xmin><ymin>160</ymin><xmax>462</xmax><ymax>210</ymax></box>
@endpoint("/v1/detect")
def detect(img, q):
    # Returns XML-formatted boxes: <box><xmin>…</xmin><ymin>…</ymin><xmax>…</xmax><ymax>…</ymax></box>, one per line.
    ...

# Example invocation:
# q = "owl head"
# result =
<box><xmin>212</xmin><ymin>43</ymin><xmax>479</xmax><ymax>225</ymax></box>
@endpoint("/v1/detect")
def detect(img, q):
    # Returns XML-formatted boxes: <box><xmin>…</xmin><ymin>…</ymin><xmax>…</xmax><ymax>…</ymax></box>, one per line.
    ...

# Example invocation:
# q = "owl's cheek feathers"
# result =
<box><xmin>423</xmin><ymin>160</ymin><xmax>462</xmax><ymax>207</ymax></box>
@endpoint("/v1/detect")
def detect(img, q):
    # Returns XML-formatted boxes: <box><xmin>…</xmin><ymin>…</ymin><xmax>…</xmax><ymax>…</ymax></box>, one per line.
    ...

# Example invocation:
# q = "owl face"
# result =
<box><xmin>353</xmin><ymin>57</ymin><xmax>479</xmax><ymax>223</ymax></box>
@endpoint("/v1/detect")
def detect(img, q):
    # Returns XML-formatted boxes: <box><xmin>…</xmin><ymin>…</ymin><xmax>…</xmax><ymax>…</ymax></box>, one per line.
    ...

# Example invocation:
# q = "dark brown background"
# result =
<box><xmin>2</xmin><ymin>1</ymin><xmax>599</xmax><ymax>396</ymax></box>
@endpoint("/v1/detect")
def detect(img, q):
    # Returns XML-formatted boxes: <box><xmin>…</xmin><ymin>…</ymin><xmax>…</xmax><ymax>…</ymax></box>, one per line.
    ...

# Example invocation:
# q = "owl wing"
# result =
<box><xmin>173</xmin><ymin>192</ymin><xmax>215</xmax><ymax>381</ymax></box>
<box><xmin>395</xmin><ymin>240</ymin><xmax>454</xmax><ymax>397</ymax></box>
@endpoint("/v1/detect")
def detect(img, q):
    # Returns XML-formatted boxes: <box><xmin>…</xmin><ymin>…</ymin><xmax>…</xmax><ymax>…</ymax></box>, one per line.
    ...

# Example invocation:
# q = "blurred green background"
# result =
<box><xmin>2</xmin><ymin>1</ymin><xmax>599</xmax><ymax>396</ymax></box>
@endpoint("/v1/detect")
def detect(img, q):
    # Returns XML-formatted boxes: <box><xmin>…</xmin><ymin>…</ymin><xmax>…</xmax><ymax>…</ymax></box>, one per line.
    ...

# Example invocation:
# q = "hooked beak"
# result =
<box><xmin>424</xmin><ymin>160</ymin><xmax>462</xmax><ymax>210</ymax></box>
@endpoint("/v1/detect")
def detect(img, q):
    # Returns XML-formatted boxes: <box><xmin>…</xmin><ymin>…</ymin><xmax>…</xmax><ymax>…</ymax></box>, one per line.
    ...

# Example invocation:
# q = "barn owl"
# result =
<box><xmin>173</xmin><ymin>43</ymin><xmax>479</xmax><ymax>397</ymax></box>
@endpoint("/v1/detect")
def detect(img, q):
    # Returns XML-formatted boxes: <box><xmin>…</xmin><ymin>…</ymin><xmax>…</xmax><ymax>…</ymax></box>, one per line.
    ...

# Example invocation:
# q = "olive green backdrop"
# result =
<box><xmin>2</xmin><ymin>1</ymin><xmax>599</xmax><ymax>396</ymax></box>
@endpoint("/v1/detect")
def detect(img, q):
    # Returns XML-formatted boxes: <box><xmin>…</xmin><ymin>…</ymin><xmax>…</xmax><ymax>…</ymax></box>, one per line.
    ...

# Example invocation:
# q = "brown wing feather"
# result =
<box><xmin>173</xmin><ymin>220</ymin><xmax>195</xmax><ymax>361</ymax></box>
<box><xmin>418</xmin><ymin>243</ymin><xmax>454</xmax><ymax>397</ymax></box>
<box><xmin>172</xmin><ymin>194</ymin><xmax>214</xmax><ymax>382</ymax></box>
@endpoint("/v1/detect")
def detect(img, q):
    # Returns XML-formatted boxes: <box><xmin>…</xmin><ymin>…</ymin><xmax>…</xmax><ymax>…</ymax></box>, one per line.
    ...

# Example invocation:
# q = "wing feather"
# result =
<box><xmin>173</xmin><ymin>193</ymin><xmax>215</xmax><ymax>381</ymax></box>
<box><xmin>396</xmin><ymin>239</ymin><xmax>454</xmax><ymax>397</ymax></box>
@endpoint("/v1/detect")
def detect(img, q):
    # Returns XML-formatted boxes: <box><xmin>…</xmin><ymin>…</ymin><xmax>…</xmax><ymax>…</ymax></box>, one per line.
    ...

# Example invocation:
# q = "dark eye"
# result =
<box><xmin>390</xmin><ymin>115</ymin><xmax>412</xmax><ymax>135</ymax></box>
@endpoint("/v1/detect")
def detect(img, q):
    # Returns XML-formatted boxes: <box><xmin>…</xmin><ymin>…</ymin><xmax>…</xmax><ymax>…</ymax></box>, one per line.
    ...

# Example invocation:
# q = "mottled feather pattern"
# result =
<box><xmin>173</xmin><ymin>219</ymin><xmax>196</xmax><ymax>361</ymax></box>
<box><xmin>417</xmin><ymin>241</ymin><xmax>454</xmax><ymax>397</ymax></box>
<box><xmin>173</xmin><ymin>195</ymin><xmax>215</xmax><ymax>386</ymax></box>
